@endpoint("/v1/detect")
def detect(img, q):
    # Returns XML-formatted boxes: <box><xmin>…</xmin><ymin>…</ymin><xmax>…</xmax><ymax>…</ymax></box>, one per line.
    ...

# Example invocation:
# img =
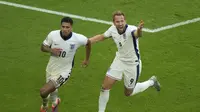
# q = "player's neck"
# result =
<box><xmin>60</xmin><ymin>31</ymin><xmax>72</xmax><ymax>41</ymax></box>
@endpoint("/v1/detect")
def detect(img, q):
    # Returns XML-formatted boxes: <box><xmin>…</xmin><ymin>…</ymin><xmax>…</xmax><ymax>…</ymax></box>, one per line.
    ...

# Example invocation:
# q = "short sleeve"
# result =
<box><xmin>79</xmin><ymin>35</ymin><xmax>88</xmax><ymax>45</ymax></box>
<box><xmin>43</xmin><ymin>32</ymin><xmax>53</xmax><ymax>46</ymax></box>
<box><xmin>103</xmin><ymin>26</ymin><xmax>113</xmax><ymax>38</ymax></box>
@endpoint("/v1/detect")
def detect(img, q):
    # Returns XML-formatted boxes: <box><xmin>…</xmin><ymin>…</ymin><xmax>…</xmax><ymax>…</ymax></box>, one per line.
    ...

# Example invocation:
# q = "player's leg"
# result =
<box><xmin>131</xmin><ymin>76</ymin><xmax>161</xmax><ymax>95</ymax></box>
<box><xmin>99</xmin><ymin>75</ymin><xmax>117</xmax><ymax>112</ymax></box>
<box><xmin>50</xmin><ymin>89</ymin><xmax>59</xmax><ymax>105</ymax></box>
<box><xmin>124</xmin><ymin>61</ymin><xmax>160</xmax><ymax>96</ymax></box>
<box><xmin>40</xmin><ymin>72</ymin><xmax>70</xmax><ymax>112</ymax></box>
<box><xmin>123</xmin><ymin>68</ymin><xmax>138</xmax><ymax>96</ymax></box>
<box><xmin>50</xmin><ymin>89</ymin><xmax>61</xmax><ymax>112</ymax></box>
<box><xmin>50</xmin><ymin>72</ymin><xmax>70</xmax><ymax>112</ymax></box>
<box><xmin>40</xmin><ymin>72</ymin><xmax>56</xmax><ymax>112</ymax></box>
<box><xmin>40</xmin><ymin>80</ymin><xmax>57</xmax><ymax>112</ymax></box>
<box><xmin>40</xmin><ymin>80</ymin><xmax>57</xmax><ymax>98</ymax></box>
<box><xmin>99</xmin><ymin>57</ymin><xmax>123</xmax><ymax>112</ymax></box>
<box><xmin>132</xmin><ymin>61</ymin><xmax>161</xmax><ymax>95</ymax></box>
<box><xmin>123</xmin><ymin>61</ymin><xmax>152</xmax><ymax>96</ymax></box>
<box><xmin>124</xmin><ymin>80</ymin><xmax>154</xmax><ymax>96</ymax></box>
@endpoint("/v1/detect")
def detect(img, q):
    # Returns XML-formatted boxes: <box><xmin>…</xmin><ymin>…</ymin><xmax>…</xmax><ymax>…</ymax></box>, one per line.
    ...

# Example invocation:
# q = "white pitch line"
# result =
<box><xmin>150</xmin><ymin>17</ymin><xmax>200</xmax><ymax>33</ymax></box>
<box><xmin>0</xmin><ymin>0</ymin><xmax>152</xmax><ymax>32</ymax></box>
<box><xmin>0</xmin><ymin>1</ymin><xmax>112</xmax><ymax>25</ymax></box>
<box><xmin>0</xmin><ymin>1</ymin><xmax>199</xmax><ymax>33</ymax></box>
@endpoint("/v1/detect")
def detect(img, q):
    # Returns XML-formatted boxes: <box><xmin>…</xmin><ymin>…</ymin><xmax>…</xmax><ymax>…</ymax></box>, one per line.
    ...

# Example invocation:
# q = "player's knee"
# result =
<box><xmin>124</xmin><ymin>89</ymin><xmax>133</xmax><ymax>97</ymax></box>
<box><xmin>102</xmin><ymin>82</ymin><xmax>114</xmax><ymax>90</ymax></box>
<box><xmin>124</xmin><ymin>92</ymin><xmax>132</xmax><ymax>97</ymax></box>
<box><xmin>40</xmin><ymin>88</ymin><xmax>48</xmax><ymax>98</ymax></box>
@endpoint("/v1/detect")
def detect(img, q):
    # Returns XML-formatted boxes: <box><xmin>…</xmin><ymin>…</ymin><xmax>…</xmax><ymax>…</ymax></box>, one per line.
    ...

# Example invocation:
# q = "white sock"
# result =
<box><xmin>50</xmin><ymin>89</ymin><xmax>58</xmax><ymax>106</ymax></box>
<box><xmin>42</xmin><ymin>95</ymin><xmax>49</xmax><ymax>107</ymax></box>
<box><xmin>98</xmin><ymin>89</ymin><xmax>110</xmax><ymax>112</ymax></box>
<box><xmin>131</xmin><ymin>80</ymin><xmax>154</xmax><ymax>96</ymax></box>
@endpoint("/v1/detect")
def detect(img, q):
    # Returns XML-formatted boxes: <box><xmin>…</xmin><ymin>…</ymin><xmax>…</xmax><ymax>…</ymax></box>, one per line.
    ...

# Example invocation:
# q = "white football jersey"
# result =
<box><xmin>104</xmin><ymin>25</ymin><xmax>140</xmax><ymax>62</ymax></box>
<box><xmin>43</xmin><ymin>30</ymin><xmax>88</xmax><ymax>75</ymax></box>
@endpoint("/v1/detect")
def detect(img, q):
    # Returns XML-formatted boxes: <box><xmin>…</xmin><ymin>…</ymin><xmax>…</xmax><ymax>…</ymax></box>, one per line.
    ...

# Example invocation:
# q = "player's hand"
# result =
<box><xmin>50</xmin><ymin>48</ymin><xmax>62</xmax><ymax>57</ymax></box>
<box><xmin>81</xmin><ymin>60</ymin><xmax>89</xmax><ymax>68</ymax></box>
<box><xmin>138</xmin><ymin>20</ymin><xmax>144</xmax><ymax>30</ymax></box>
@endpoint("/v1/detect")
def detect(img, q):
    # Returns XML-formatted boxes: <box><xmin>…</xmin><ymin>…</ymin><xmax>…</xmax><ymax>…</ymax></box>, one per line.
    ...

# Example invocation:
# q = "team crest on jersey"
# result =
<box><xmin>123</xmin><ymin>33</ymin><xmax>126</xmax><ymax>39</ymax></box>
<box><xmin>70</xmin><ymin>44</ymin><xmax>75</xmax><ymax>49</ymax></box>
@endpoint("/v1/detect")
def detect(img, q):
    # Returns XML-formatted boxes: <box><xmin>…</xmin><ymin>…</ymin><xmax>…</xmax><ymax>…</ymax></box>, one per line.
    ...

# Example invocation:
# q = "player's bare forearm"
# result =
<box><xmin>134</xmin><ymin>29</ymin><xmax>142</xmax><ymax>37</ymax></box>
<box><xmin>134</xmin><ymin>20</ymin><xmax>144</xmax><ymax>38</ymax></box>
<box><xmin>89</xmin><ymin>34</ymin><xmax>105</xmax><ymax>44</ymax></box>
<box><xmin>41</xmin><ymin>44</ymin><xmax>52</xmax><ymax>53</ymax></box>
<box><xmin>41</xmin><ymin>44</ymin><xmax>62</xmax><ymax>56</ymax></box>
<box><xmin>85</xmin><ymin>40</ymin><xmax>91</xmax><ymax>61</ymax></box>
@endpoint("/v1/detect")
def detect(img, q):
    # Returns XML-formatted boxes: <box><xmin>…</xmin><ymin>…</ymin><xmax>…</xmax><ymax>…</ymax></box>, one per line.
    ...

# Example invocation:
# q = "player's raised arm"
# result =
<box><xmin>134</xmin><ymin>20</ymin><xmax>144</xmax><ymax>38</ymax></box>
<box><xmin>89</xmin><ymin>34</ymin><xmax>106</xmax><ymax>44</ymax></box>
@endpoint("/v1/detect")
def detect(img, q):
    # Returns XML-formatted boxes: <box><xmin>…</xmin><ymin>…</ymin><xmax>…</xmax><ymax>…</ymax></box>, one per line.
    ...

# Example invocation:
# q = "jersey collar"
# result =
<box><xmin>60</xmin><ymin>31</ymin><xmax>72</xmax><ymax>41</ymax></box>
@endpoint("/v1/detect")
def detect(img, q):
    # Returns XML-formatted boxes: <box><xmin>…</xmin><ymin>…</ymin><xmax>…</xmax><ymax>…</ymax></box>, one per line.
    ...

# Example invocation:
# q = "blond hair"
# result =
<box><xmin>112</xmin><ymin>10</ymin><xmax>125</xmax><ymax>21</ymax></box>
